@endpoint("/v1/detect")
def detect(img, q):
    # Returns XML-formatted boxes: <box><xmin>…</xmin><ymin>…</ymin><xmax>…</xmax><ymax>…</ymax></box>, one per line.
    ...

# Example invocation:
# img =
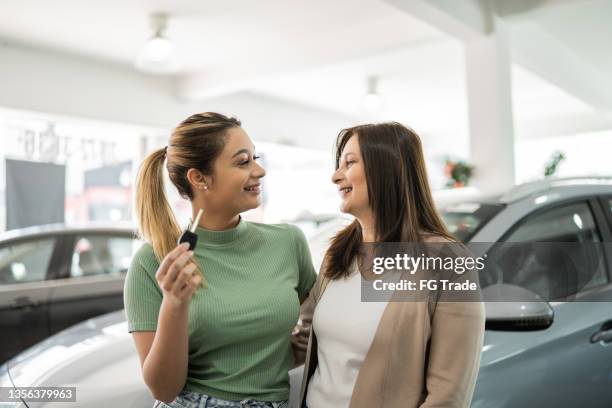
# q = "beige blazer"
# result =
<box><xmin>298</xmin><ymin>239</ymin><xmax>486</xmax><ymax>408</ymax></box>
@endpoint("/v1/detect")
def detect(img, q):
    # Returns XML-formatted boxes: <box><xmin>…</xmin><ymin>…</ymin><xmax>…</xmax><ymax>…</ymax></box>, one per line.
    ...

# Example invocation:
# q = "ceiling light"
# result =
<box><xmin>363</xmin><ymin>76</ymin><xmax>383</xmax><ymax>111</ymax></box>
<box><xmin>135</xmin><ymin>13</ymin><xmax>178</xmax><ymax>74</ymax></box>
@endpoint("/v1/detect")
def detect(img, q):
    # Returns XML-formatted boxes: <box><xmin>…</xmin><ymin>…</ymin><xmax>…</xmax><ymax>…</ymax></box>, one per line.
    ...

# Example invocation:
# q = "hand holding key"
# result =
<box><xmin>155</xmin><ymin>242</ymin><xmax>202</xmax><ymax>308</ymax></box>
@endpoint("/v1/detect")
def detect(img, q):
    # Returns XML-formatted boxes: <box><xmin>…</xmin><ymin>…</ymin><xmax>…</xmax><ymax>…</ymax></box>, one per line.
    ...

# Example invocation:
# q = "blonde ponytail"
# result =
<box><xmin>135</xmin><ymin>147</ymin><xmax>207</xmax><ymax>287</ymax></box>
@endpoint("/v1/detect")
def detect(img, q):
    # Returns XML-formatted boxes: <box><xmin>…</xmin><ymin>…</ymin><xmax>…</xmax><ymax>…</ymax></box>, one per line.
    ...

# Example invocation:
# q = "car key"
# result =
<box><xmin>178</xmin><ymin>208</ymin><xmax>204</xmax><ymax>250</ymax></box>
<box><xmin>177</xmin><ymin>208</ymin><xmax>207</xmax><ymax>288</ymax></box>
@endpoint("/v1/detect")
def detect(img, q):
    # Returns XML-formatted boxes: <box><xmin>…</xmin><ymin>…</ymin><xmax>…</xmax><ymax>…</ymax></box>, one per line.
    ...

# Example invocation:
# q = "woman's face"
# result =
<box><xmin>204</xmin><ymin>127</ymin><xmax>266</xmax><ymax>214</ymax></box>
<box><xmin>332</xmin><ymin>134</ymin><xmax>370</xmax><ymax>218</ymax></box>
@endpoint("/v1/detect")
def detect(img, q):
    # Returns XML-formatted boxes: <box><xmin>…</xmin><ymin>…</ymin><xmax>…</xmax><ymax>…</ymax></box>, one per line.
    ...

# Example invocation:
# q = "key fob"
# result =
<box><xmin>178</xmin><ymin>208</ymin><xmax>204</xmax><ymax>251</ymax></box>
<box><xmin>177</xmin><ymin>230</ymin><xmax>198</xmax><ymax>251</ymax></box>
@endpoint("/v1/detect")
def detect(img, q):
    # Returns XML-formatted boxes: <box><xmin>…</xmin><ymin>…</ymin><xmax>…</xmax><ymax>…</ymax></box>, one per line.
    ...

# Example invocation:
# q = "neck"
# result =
<box><xmin>356</xmin><ymin>212</ymin><xmax>376</xmax><ymax>243</ymax></box>
<box><xmin>193</xmin><ymin>207</ymin><xmax>240</xmax><ymax>231</ymax></box>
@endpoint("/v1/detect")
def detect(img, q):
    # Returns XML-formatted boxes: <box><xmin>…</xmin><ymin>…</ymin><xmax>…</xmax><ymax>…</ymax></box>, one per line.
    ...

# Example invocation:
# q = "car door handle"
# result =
<box><xmin>13</xmin><ymin>296</ymin><xmax>39</xmax><ymax>310</ymax></box>
<box><xmin>591</xmin><ymin>325</ymin><xmax>612</xmax><ymax>344</ymax></box>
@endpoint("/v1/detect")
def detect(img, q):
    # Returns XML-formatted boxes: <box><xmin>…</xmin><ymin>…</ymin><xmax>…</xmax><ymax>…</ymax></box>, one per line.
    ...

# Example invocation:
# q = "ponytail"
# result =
<box><xmin>135</xmin><ymin>147</ymin><xmax>180</xmax><ymax>260</ymax></box>
<box><xmin>135</xmin><ymin>147</ymin><xmax>207</xmax><ymax>287</ymax></box>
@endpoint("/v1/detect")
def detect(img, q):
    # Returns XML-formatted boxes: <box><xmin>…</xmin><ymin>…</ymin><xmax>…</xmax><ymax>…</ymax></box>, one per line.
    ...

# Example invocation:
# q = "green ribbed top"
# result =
<box><xmin>123</xmin><ymin>219</ymin><xmax>317</xmax><ymax>401</ymax></box>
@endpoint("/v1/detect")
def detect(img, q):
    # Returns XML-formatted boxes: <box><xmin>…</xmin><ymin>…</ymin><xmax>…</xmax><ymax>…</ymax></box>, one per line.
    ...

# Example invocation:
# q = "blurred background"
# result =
<box><xmin>2</xmin><ymin>3</ymin><xmax>612</xmax><ymax>407</ymax></box>
<box><xmin>0</xmin><ymin>0</ymin><xmax>610</xmax><ymax>234</ymax></box>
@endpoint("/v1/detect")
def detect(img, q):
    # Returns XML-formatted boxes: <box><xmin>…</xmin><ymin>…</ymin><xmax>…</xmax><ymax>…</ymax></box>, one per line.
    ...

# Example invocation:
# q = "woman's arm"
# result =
<box><xmin>420</xmin><ymin>300</ymin><xmax>485</xmax><ymax>408</ymax></box>
<box><xmin>291</xmin><ymin>255</ymin><xmax>330</xmax><ymax>368</ymax></box>
<box><xmin>133</xmin><ymin>300</ymin><xmax>190</xmax><ymax>403</ymax></box>
<box><xmin>289</xmin><ymin>225</ymin><xmax>318</xmax><ymax>366</ymax></box>
<box><xmin>130</xmin><ymin>244</ymin><xmax>201</xmax><ymax>403</ymax></box>
<box><xmin>419</xmin><ymin>255</ymin><xmax>485</xmax><ymax>408</ymax></box>
<box><xmin>291</xmin><ymin>294</ymin><xmax>315</xmax><ymax>368</ymax></box>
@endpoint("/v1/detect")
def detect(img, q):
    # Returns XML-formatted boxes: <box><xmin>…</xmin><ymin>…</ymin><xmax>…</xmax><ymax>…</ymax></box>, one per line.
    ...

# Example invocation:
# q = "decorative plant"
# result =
<box><xmin>544</xmin><ymin>150</ymin><xmax>566</xmax><ymax>178</ymax></box>
<box><xmin>445</xmin><ymin>159</ymin><xmax>474</xmax><ymax>188</ymax></box>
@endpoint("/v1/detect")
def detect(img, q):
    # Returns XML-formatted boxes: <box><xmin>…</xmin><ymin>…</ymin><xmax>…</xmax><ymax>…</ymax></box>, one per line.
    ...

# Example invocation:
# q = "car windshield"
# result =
<box><xmin>440</xmin><ymin>203</ymin><xmax>505</xmax><ymax>242</ymax></box>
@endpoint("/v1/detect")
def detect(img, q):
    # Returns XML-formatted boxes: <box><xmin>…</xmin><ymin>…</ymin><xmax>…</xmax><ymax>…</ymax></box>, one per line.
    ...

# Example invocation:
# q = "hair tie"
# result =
<box><xmin>164</xmin><ymin>145</ymin><xmax>168</xmax><ymax>155</ymax></box>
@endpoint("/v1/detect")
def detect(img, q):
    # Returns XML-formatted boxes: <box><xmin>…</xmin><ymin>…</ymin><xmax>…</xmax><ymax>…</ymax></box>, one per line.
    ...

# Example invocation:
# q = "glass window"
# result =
<box><xmin>485</xmin><ymin>202</ymin><xmax>607</xmax><ymax>300</ymax></box>
<box><xmin>506</xmin><ymin>202</ymin><xmax>601</xmax><ymax>243</ymax></box>
<box><xmin>440</xmin><ymin>203</ymin><xmax>504</xmax><ymax>242</ymax></box>
<box><xmin>0</xmin><ymin>238</ymin><xmax>55</xmax><ymax>284</ymax></box>
<box><xmin>70</xmin><ymin>235</ymin><xmax>135</xmax><ymax>277</ymax></box>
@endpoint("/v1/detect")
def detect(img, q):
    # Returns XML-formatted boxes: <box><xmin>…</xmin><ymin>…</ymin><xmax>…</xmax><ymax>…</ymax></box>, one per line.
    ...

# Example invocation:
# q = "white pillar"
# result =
<box><xmin>465</xmin><ymin>20</ymin><xmax>516</xmax><ymax>195</ymax></box>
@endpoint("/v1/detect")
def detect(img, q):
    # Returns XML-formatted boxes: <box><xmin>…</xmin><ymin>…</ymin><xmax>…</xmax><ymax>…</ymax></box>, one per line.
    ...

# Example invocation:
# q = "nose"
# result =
<box><xmin>331</xmin><ymin>167</ymin><xmax>343</xmax><ymax>185</ymax></box>
<box><xmin>253</xmin><ymin>160</ymin><xmax>266</xmax><ymax>179</ymax></box>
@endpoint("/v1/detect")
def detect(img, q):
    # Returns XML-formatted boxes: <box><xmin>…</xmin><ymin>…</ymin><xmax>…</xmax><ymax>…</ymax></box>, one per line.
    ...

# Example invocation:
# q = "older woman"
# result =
<box><xmin>298</xmin><ymin>122</ymin><xmax>485</xmax><ymax>408</ymax></box>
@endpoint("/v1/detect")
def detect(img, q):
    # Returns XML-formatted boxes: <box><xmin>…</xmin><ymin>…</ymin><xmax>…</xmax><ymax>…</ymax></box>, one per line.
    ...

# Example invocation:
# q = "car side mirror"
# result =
<box><xmin>483</xmin><ymin>283</ymin><xmax>554</xmax><ymax>331</ymax></box>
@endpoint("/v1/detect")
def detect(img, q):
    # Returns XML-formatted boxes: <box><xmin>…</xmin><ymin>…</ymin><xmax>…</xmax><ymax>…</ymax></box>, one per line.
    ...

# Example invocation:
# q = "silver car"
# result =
<box><xmin>0</xmin><ymin>224</ymin><xmax>139</xmax><ymax>364</ymax></box>
<box><xmin>1</xmin><ymin>177</ymin><xmax>611</xmax><ymax>407</ymax></box>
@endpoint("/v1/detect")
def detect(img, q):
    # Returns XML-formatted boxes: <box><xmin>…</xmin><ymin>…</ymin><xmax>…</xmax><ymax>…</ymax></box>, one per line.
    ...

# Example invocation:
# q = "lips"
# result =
<box><xmin>338</xmin><ymin>186</ymin><xmax>352</xmax><ymax>197</ymax></box>
<box><xmin>244</xmin><ymin>184</ymin><xmax>261</xmax><ymax>193</ymax></box>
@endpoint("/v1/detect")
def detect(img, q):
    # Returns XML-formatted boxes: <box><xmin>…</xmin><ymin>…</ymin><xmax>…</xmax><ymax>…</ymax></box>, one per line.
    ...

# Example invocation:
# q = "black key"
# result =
<box><xmin>177</xmin><ymin>208</ymin><xmax>203</xmax><ymax>250</ymax></box>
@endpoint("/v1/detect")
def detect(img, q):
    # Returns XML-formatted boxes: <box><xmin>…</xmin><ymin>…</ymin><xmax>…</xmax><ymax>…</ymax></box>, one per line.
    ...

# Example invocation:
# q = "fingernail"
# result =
<box><xmin>187</xmin><ymin>251</ymin><xmax>194</xmax><ymax>257</ymax></box>
<box><xmin>180</xmin><ymin>242</ymin><xmax>189</xmax><ymax>249</ymax></box>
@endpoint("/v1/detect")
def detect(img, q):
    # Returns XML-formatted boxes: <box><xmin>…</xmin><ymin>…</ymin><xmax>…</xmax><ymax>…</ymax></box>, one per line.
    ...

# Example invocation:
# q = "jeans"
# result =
<box><xmin>153</xmin><ymin>389</ymin><xmax>289</xmax><ymax>408</ymax></box>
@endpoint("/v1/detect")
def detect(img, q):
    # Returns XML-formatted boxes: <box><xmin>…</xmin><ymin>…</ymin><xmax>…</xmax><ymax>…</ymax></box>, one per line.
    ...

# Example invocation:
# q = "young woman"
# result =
<box><xmin>124</xmin><ymin>112</ymin><xmax>317</xmax><ymax>408</ymax></box>
<box><xmin>298</xmin><ymin>122</ymin><xmax>486</xmax><ymax>408</ymax></box>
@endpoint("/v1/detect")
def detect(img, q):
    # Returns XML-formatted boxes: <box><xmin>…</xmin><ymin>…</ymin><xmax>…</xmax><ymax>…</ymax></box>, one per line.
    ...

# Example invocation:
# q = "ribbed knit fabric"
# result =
<box><xmin>123</xmin><ymin>218</ymin><xmax>317</xmax><ymax>401</ymax></box>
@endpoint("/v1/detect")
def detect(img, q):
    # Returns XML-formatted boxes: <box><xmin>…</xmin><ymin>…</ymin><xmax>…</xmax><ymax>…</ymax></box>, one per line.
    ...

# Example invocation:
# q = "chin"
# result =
<box><xmin>341</xmin><ymin>201</ymin><xmax>368</xmax><ymax>218</ymax></box>
<box><xmin>244</xmin><ymin>198</ymin><xmax>262</xmax><ymax>211</ymax></box>
<box><xmin>339</xmin><ymin>203</ymin><xmax>353</xmax><ymax>215</ymax></box>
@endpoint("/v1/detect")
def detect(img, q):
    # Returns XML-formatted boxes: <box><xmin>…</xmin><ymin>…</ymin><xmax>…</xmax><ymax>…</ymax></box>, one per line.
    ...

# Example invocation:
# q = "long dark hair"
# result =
<box><xmin>325</xmin><ymin>122</ymin><xmax>454</xmax><ymax>279</ymax></box>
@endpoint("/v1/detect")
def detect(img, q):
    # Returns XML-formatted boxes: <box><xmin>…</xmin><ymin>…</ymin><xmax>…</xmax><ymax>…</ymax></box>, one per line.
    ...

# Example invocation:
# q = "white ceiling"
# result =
<box><xmin>0</xmin><ymin>0</ymin><xmax>611</xmax><ymax>146</ymax></box>
<box><xmin>0</xmin><ymin>0</ymin><xmax>444</xmax><ymax>73</ymax></box>
<box><xmin>499</xmin><ymin>0</ymin><xmax>612</xmax><ymax>76</ymax></box>
<box><xmin>248</xmin><ymin>39</ymin><xmax>470</xmax><ymax>141</ymax></box>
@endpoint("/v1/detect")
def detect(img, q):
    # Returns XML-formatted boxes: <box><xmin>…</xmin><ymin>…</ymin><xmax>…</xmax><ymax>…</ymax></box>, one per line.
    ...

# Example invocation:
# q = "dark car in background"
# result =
<box><xmin>0</xmin><ymin>223</ymin><xmax>138</xmax><ymax>363</ymax></box>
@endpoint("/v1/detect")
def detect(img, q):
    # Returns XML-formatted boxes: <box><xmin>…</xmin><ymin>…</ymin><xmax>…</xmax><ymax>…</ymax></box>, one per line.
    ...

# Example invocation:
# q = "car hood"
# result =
<box><xmin>2</xmin><ymin>310</ymin><xmax>152</xmax><ymax>407</ymax></box>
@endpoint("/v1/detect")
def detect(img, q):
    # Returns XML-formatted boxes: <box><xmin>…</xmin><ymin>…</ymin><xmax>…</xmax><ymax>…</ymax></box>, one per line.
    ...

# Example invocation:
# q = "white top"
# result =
<box><xmin>306</xmin><ymin>269</ymin><xmax>394</xmax><ymax>408</ymax></box>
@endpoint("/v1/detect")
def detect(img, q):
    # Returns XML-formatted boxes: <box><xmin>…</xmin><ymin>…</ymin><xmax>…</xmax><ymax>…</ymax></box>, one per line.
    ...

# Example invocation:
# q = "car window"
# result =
<box><xmin>440</xmin><ymin>203</ymin><xmax>505</xmax><ymax>242</ymax></box>
<box><xmin>506</xmin><ymin>202</ymin><xmax>601</xmax><ymax>243</ymax></box>
<box><xmin>0</xmin><ymin>238</ymin><xmax>56</xmax><ymax>284</ymax></box>
<box><xmin>484</xmin><ymin>202</ymin><xmax>608</xmax><ymax>300</ymax></box>
<box><xmin>70</xmin><ymin>235</ymin><xmax>135</xmax><ymax>277</ymax></box>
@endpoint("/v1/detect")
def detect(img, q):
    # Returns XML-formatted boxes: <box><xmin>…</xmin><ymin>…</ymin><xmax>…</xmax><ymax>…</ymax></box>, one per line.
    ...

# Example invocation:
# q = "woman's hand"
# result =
<box><xmin>155</xmin><ymin>242</ymin><xmax>202</xmax><ymax>308</ymax></box>
<box><xmin>291</xmin><ymin>315</ymin><xmax>312</xmax><ymax>352</ymax></box>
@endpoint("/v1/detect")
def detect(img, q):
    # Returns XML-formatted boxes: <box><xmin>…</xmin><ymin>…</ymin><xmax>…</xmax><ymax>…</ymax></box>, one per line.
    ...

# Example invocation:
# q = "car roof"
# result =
<box><xmin>0</xmin><ymin>222</ymin><xmax>138</xmax><ymax>243</ymax></box>
<box><xmin>500</xmin><ymin>177</ymin><xmax>612</xmax><ymax>204</ymax></box>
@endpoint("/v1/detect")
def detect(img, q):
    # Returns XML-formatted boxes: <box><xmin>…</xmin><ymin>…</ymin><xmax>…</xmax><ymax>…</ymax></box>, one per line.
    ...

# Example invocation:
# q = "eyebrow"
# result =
<box><xmin>232</xmin><ymin>148</ymin><xmax>251</xmax><ymax>158</ymax></box>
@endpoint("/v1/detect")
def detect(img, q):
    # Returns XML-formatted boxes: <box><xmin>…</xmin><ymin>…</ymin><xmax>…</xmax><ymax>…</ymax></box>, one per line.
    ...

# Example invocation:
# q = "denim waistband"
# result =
<box><xmin>154</xmin><ymin>389</ymin><xmax>288</xmax><ymax>408</ymax></box>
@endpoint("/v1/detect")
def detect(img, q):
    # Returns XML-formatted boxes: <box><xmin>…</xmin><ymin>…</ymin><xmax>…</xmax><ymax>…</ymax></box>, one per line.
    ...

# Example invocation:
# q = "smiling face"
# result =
<box><xmin>201</xmin><ymin>127</ymin><xmax>266</xmax><ymax>215</ymax></box>
<box><xmin>331</xmin><ymin>134</ymin><xmax>370</xmax><ymax>219</ymax></box>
